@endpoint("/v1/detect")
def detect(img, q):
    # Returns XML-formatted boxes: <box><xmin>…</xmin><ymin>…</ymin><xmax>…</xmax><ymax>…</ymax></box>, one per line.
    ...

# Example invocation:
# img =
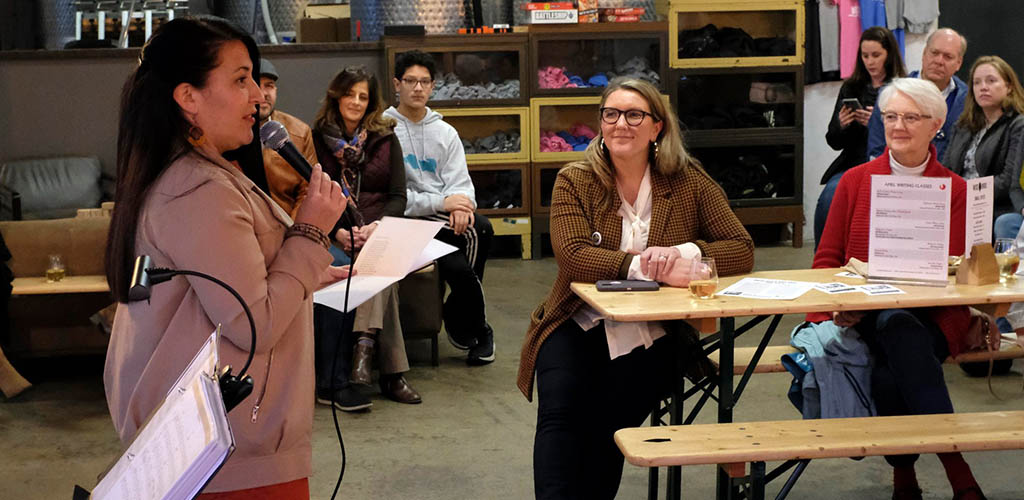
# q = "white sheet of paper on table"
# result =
<box><xmin>814</xmin><ymin>282</ymin><xmax>860</xmax><ymax>294</ymax></box>
<box><xmin>964</xmin><ymin>176</ymin><xmax>994</xmax><ymax>258</ymax></box>
<box><xmin>718</xmin><ymin>278</ymin><xmax>817</xmax><ymax>300</ymax></box>
<box><xmin>858</xmin><ymin>283</ymin><xmax>906</xmax><ymax>295</ymax></box>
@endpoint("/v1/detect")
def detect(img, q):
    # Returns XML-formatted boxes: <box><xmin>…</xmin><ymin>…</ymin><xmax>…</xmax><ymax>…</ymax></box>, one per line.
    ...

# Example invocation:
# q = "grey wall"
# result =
<box><xmin>0</xmin><ymin>47</ymin><xmax>382</xmax><ymax>196</ymax></box>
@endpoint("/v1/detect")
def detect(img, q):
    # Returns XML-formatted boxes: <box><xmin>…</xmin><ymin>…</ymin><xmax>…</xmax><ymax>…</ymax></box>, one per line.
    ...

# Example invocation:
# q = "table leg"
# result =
<box><xmin>716</xmin><ymin>317</ymin><xmax>736</xmax><ymax>500</ymax></box>
<box><xmin>667</xmin><ymin>378</ymin><xmax>684</xmax><ymax>500</ymax></box>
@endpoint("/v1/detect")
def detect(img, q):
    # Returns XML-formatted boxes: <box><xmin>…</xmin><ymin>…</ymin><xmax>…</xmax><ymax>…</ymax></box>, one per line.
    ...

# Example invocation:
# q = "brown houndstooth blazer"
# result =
<box><xmin>516</xmin><ymin>163</ymin><xmax>755</xmax><ymax>400</ymax></box>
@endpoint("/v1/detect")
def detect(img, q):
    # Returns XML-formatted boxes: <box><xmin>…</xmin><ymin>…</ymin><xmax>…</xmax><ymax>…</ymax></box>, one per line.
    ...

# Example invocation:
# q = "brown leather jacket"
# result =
<box><xmin>262</xmin><ymin>110</ymin><xmax>317</xmax><ymax>217</ymax></box>
<box><xmin>517</xmin><ymin>164</ymin><xmax>754</xmax><ymax>400</ymax></box>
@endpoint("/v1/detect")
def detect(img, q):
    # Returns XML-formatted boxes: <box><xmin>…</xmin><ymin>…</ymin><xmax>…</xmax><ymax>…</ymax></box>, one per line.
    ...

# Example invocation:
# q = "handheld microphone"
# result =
<box><xmin>259</xmin><ymin>120</ymin><xmax>363</xmax><ymax>227</ymax></box>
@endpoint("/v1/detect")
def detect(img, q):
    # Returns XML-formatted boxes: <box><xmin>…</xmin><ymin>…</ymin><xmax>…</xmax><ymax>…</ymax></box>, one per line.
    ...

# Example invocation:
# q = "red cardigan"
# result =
<box><xmin>808</xmin><ymin>146</ymin><xmax>971</xmax><ymax>355</ymax></box>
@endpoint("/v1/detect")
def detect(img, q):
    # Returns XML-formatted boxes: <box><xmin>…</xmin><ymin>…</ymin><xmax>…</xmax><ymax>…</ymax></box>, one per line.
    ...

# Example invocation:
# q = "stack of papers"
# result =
<box><xmin>92</xmin><ymin>333</ymin><xmax>233</xmax><ymax>500</ymax></box>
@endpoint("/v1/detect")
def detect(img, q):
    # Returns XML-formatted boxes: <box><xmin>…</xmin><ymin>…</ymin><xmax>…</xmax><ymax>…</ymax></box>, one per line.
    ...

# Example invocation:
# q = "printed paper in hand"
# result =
<box><xmin>718</xmin><ymin>278</ymin><xmax>816</xmax><ymax>300</ymax></box>
<box><xmin>868</xmin><ymin>175</ymin><xmax>951</xmax><ymax>284</ymax></box>
<box><xmin>314</xmin><ymin>217</ymin><xmax>457</xmax><ymax>312</ymax></box>
<box><xmin>964</xmin><ymin>176</ymin><xmax>994</xmax><ymax>257</ymax></box>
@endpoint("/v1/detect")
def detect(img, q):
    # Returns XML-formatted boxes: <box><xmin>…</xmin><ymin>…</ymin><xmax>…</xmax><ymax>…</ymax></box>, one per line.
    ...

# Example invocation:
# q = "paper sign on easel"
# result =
<box><xmin>964</xmin><ymin>176</ymin><xmax>994</xmax><ymax>258</ymax></box>
<box><xmin>867</xmin><ymin>175</ymin><xmax>950</xmax><ymax>285</ymax></box>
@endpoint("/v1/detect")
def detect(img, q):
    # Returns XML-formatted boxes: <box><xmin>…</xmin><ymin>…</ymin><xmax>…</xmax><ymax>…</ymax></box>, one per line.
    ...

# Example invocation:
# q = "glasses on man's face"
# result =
<box><xmin>401</xmin><ymin>78</ymin><xmax>433</xmax><ymax>89</ymax></box>
<box><xmin>881</xmin><ymin>110</ymin><xmax>932</xmax><ymax>126</ymax></box>
<box><xmin>600</xmin><ymin>107</ymin><xmax>658</xmax><ymax>126</ymax></box>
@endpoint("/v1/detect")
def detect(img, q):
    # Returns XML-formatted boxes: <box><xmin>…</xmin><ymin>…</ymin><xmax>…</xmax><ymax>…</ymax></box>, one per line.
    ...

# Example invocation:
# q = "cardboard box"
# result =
<box><xmin>297</xmin><ymin>17</ymin><xmax>336</xmax><ymax>43</ymax></box>
<box><xmin>579</xmin><ymin>11</ymin><xmax>599</xmax><ymax>23</ymax></box>
<box><xmin>598</xmin><ymin>7</ymin><xmax>645</xmax><ymax>16</ymax></box>
<box><xmin>521</xmin><ymin>2</ymin><xmax>574</xmax><ymax>10</ymax></box>
<box><xmin>577</xmin><ymin>0</ymin><xmax>597</xmax><ymax>11</ymax></box>
<box><xmin>599</xmin><ymin>14</ymin><xmax>641</xmax><ymax>22</ymax></box>
<box><xmin>305</xmin><ymin>3</ymin><xmax>350</xmax><ymax>18</ymax></box>
<box><xmin>527</xmin><ymin>9</ymin><xmax>577</xmax><ymax>24</ymax></box>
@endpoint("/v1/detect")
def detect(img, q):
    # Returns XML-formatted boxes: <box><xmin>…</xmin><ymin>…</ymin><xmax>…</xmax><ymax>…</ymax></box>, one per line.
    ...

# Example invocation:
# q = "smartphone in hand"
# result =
<box><xmin>842</xmin><ymin>98</ymin><xmax>862</xmax><ymax>110</ymax></box>
<box><xmin>596</xmin><ymin>280</ymin><xmax>660</xmax><ymax>292</ymax></box>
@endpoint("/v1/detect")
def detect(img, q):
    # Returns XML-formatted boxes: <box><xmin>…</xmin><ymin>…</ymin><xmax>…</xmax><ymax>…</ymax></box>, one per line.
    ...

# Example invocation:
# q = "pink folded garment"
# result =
<box><xmin>538</xmin><ymin>66</ymin><xmax>571</xmax><ymax>89</ymax></box>
<box><xmin>569</xmin><ymin>123</ymin><xmax>597</xmax><ymax>140</ymax></box>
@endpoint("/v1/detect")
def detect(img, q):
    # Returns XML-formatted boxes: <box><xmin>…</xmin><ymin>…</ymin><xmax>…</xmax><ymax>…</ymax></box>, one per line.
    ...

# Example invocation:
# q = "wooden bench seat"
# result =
<box><xmin>710</xmin><ymin>344</ymin><xmax>1024</xmax><ymax>375</ymax></box>
<box><xmin>616</xmin><ymin>411</ymin><xmax>1024</xmax><ymax>499</ymax></box>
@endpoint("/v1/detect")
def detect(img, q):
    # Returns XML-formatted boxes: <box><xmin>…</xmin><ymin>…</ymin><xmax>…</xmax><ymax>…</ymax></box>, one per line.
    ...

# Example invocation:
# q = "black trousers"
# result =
<box><xmin>857</xmin><ymin>308</ymin><xmax>954</xmax><ymax>467</ymax></box>
<box><xmin>533</xmin><ymin>320</ymin><xmax>678</xmax><ymax>500</ymax></box>
<box><xmin>313</xmin><ymin>303</ymin><xmax>357</xmax><ymax>391</ymax></box>
<box><xmin>432</xmin><ymin>213</ymin><xmax>493</xmax><ymax>341</ymax></box>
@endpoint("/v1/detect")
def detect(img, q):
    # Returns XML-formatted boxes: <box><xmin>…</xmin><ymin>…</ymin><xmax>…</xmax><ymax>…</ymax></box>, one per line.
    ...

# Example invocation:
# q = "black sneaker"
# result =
<box><xmin>446</xmin><ymin>328</ymin><xmax>477</xmax><ymax>351</ymax></box>
<box><xmin>467</xmin><ymin>327</ymin><xmax>495</xmax><ymax>366</ymax></box>
<box><xmin>316</xmin><ymin>386</ymin><xmax>371</xmax><ymax>412</ymax></box>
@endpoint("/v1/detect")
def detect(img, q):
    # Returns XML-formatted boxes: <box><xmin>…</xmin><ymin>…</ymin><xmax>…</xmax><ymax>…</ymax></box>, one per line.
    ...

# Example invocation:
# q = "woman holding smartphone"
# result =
<box><xmin>815</xmin><ymin>26</ymin><xmax>906</xmax><ymax>248</ymax></box>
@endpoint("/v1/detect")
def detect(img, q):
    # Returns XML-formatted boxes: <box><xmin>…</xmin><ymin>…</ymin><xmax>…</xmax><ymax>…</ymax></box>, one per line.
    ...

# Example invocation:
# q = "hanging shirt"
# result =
<box><xmin>838</xmin><ymin>0</ymin><xmax>862</xmax><ymax>78</ymax></box>
<box><xmin>819</xmin><ymin>0</ymin><xmax>841</xmax><ymax>73</ymax></box>
<box><xmin>572</xmin><ymin>166</ymin><xmax>702</xmax><ymax>360</ymax></box>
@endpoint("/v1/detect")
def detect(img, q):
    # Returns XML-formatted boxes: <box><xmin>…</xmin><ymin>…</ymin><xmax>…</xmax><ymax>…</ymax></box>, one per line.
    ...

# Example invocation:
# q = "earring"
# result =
<box><xmin>187</xmin><ymin>124</ymin><xmax>206</xmax><ymax>147</ymax></box>
<box><xmin>600</xmin><ymin>137</ymin><xmax>606</xmax><ymax>150</ymax></box>
<box><xmin>652</xmin><ymin>140</ymin><xmax>660</xmax><ymax>160</ymax></box>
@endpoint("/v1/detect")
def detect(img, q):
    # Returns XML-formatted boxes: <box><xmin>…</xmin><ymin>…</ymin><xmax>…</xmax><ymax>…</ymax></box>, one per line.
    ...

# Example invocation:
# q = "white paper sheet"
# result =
<box><xmin>858</xmin><ymin>283</ymin><xmax>906</xmax><ymax>295</ymax></box>
<box><xmin>868</xmin><ymin>175</ymin><xmax>951</xmax><ymax>283</ymax></box>
<box><xmin>964</xmin><ymin>176</ymin><xmax>994</xmax><ymax>257</ymax></box>
<box><xmin>814</xmin><ymin>282</ymin><xmax>860</xmax><ymax>294</ymax></box>
<box><xmin>314</xmin><ymin>218</ymin><xmax>457</xmax><ymax>312</ymax></box>
<box><xmin>718</xmin><ymin>278</ymin><xmax>816</xmax><ymax>300</ymax></box>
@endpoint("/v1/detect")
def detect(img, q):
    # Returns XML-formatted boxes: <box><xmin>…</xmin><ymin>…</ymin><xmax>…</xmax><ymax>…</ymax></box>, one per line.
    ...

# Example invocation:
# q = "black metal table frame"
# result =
<box><xmin>645</xmin><ymin>313</ymin><xmax>815</xmax><ymax>500</ymax></box>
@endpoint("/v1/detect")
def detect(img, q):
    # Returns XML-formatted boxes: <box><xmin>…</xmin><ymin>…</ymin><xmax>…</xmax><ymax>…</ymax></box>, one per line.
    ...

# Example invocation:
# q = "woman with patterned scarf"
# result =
<box><xmin>312</xmin><ymin>66</ymin><xmax>421</xmax><ymax>408</ymax></box>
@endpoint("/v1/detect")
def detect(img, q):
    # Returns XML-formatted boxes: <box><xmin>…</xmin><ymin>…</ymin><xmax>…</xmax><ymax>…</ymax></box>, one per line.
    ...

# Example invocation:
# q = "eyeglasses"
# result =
<box><xmin>600</xmin><ymin>107</ymin><xmax>659</xmax><ymax>126</ymax></box>
<box><xmin>401</xmin><ymin>78</ymin><xmax>433</xmax><ymax>88</ymax></box>
<box><xmin>881</xmin><ymin>111</ymin><xmax>932</xmax><ymax>125</ymax></box>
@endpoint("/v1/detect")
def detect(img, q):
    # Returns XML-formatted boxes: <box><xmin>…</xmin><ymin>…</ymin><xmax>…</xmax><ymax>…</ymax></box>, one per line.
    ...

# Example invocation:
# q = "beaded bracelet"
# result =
<box><xmin>286</xmin><ymin>223</ymin><xmax>331</xmax><ymax>250</ymax></box>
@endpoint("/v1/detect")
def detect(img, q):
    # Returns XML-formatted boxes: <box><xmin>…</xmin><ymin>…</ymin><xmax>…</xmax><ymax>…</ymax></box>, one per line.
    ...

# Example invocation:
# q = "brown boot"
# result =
<box><xmin>350</xmin><ymin>334</ymin><xmax>375</xmax><ymax>386</ymax></box>
<box><xmin>380</xmin><ymin>373</ymin><xmax>421</xmax><ymax>404</ymax></box>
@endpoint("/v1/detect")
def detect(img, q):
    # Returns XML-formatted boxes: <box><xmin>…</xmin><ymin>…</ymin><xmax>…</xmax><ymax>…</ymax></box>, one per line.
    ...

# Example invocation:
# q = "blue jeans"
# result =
<box><xmin>994</xmin><ymin>212</ymin><xmax>1023</xmax><ymax>240</ymax></box>
<box><xmin>814</xmin><ymin>172</ymin><xmax>844</xmax><ymax>251</ymax></box>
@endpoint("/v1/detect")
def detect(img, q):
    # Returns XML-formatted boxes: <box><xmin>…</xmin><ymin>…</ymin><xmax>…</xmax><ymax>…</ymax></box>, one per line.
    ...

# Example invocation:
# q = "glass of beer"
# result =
<box><xmin>46</xmin><ymin>254</ymin><xmax>65</xmax><ymax>283</ymax></box>
<box><xmin>688</xmin><ymin>257</ymin><xmax>719</xmax><ymax>299</ymax></box>
<box><xmin>994</xmin><ymin>238</ymin><xmax>1018</xmax><ymax>284</ymax></box>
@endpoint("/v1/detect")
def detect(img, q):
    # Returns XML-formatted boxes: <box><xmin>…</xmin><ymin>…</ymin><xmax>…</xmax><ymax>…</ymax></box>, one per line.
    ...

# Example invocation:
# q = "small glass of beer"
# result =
<box><xmin>994</xmin><ymin>238</ymin><xmax>1019</xmax><ymax>284</ymax></box>
<box><xmin>688</xmin><ymin>257</ymin><xmax>718</xmax><ymax>299</ymax></box>
<box><xmin>46</xmin><ymin>254</ymin><xmax>66</xmax><ymax>283</ymax></box>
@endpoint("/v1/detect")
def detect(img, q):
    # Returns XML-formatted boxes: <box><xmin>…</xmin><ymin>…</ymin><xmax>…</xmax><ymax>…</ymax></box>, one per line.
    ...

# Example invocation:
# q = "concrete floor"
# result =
<box><xmin>3</xmin><ymin>242</ymin><xmax>1024</xmax><ymax>499</ymax></box>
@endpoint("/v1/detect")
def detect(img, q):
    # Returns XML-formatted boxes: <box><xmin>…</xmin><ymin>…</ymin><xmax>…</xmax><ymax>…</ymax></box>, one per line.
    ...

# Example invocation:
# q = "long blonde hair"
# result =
<box><xmin>567</xmin><ymin>78</ymin><xmax>703</xmax><ymax>209</ymax></box>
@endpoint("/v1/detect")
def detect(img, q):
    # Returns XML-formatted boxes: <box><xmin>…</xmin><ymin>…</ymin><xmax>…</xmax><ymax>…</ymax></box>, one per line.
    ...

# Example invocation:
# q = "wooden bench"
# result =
<box><xmin>616</xmin><ymin>411</ymin><xmax>1024</xmax><ymax>500</ymax></box>
<box><xmin>709</xmin><ymin>344</ymin><xmax>1024</xmax><ymax>375</ymax></box>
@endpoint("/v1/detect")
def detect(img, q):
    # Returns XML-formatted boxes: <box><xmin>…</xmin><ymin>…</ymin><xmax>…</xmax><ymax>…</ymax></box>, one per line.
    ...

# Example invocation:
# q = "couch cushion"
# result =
<box><xmin>0</xmin><ymin>216</ymin><xmax>109</xmax><ymax>277</ymax></box>
<box><xmin>0</xmin><ymin>157</ymin><xmax>102</xmax><ymax>219</ymax></box>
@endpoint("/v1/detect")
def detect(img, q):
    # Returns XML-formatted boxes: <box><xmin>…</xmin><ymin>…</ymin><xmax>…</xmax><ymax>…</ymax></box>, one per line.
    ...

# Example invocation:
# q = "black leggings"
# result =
<box><xmin>533</xmin><ymin>320</ymin><xmax>678</xmax><ymax>500</ymax></box>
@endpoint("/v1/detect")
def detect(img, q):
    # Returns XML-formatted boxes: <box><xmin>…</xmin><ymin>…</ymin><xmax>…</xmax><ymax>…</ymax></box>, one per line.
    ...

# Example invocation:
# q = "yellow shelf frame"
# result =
<box><xmin>669</xmin><ymin>0</ymin><xmax>804</xmax><ymax>69</ymax></box>
<box><xmin>434</xmin><ymin>107</ymin><xmax>531</xmax><ymax>165</ymax></box>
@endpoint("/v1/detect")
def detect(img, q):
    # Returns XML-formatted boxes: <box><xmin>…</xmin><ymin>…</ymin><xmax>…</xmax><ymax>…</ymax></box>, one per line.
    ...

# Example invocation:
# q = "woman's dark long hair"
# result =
<box><xmin>847</xmin><ymin>26</ymin><xmax>907</xmax><ymax>90</ymax></box>
<box><xmin>313</xmin><ymin>66</ymin><xmax>395</xmax><ymax>136</ymax></box>
<box><xmin>105</xmin><ymin>16</ymin><xmax>259</xmax><ymax>303</ymax></box>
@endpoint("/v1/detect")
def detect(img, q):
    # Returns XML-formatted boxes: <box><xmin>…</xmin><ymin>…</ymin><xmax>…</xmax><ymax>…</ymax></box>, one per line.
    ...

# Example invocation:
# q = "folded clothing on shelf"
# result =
<box><xmin>540</xmin><ymin>123</ymin><xmax>596</xmax><ymax>152</ymax></box>
<box><xmin>431</xmin><ymin>72</ymin><xmax>521</xmax><ymax>100</ymax></box>
<box><xmin>677</xmin><ymin>24</ymin><xmax>795</xmax><ymax>59</ymax></box>
<box><xmin>462</xmin><ymin>130</ymin><xmax>522</xmax><ymax>154</ymax></box>
<box><xmin>538</xmin><ymin>56</ymin><xmax>658</xmax><ymax>89</ymax></box>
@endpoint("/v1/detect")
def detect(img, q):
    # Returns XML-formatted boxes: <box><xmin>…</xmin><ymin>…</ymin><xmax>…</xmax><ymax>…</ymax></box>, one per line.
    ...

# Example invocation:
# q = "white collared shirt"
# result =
<box><xmin>572</xmin><ymin>166</ymin><xmax>701</xmax><ymax>359</ymax></box>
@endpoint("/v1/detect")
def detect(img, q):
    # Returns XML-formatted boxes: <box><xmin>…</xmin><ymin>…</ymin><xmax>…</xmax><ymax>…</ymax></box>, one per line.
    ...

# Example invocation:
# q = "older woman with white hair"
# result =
<box><xmin>809</xmin><ymin>78</ymin><xmax>985</xmax><ymax>500</ymax></box>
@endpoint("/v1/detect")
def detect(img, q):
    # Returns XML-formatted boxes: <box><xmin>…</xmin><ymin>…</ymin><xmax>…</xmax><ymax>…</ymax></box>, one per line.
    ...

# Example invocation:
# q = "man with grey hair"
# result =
<box><xmin>866</xmin><ymin>28</ymin><xmax>968</xmax><ymax>160</ymax></box>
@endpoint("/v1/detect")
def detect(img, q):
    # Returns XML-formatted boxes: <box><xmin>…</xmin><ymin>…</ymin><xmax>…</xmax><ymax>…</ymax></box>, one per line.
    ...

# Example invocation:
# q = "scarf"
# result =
<box><xmin>320</xmin><ymin>123</ymin><xmax>368</xmax><ymax>171</ymax></box>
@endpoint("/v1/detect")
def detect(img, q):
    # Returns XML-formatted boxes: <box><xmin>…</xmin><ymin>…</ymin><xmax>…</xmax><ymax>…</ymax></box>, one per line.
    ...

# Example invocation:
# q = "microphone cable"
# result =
<box><xmin>329</xmin><ymin>215</ymin><xmax>358</xmax><ymax>500</ymax></box>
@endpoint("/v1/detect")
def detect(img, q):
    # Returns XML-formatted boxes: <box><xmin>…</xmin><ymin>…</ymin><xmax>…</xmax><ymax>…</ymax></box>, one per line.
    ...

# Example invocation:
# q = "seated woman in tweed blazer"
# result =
<box><xmin>517</xmin><ymin>78</ymin><xmax>755</xmax><ymax>499</ymax></box>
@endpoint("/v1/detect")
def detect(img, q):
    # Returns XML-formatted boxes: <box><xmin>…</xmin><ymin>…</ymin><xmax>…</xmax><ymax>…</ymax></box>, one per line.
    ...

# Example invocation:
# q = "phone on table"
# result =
<box><xmin>596</xmin><ymin>280</ymin><xmax>660</xmax><ymax>292</ymax></box>
<box><xmin>841</xmin><ymin>98</ymin><xmax>862</xmax><ymax>110</ymax></box>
